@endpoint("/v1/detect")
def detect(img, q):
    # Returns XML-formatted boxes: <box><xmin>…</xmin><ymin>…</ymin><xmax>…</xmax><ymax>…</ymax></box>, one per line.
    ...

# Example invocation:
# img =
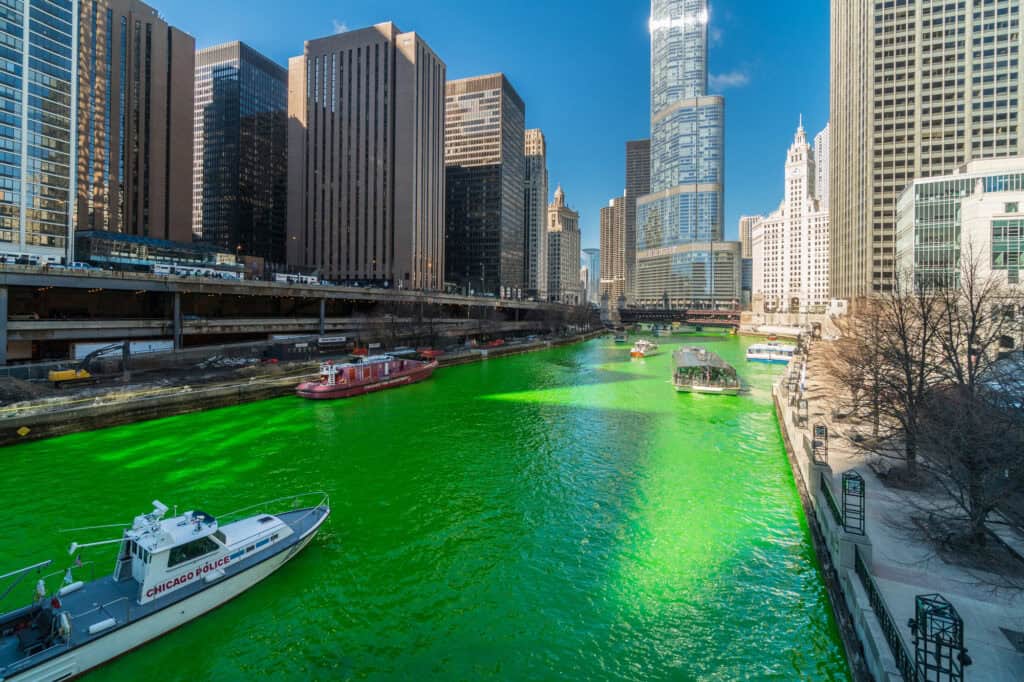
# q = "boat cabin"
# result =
<box><xmin>115</xmin><ymin>501</ymin><xmax>292</xmax><ymax>605</ymax></box>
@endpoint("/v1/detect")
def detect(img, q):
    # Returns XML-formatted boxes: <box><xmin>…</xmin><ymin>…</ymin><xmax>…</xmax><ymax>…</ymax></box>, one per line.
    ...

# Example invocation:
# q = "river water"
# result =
<box><xmin>1</xmin><ymin>336</ymin><xmax>848</xmax><ymax>680</ymax></box>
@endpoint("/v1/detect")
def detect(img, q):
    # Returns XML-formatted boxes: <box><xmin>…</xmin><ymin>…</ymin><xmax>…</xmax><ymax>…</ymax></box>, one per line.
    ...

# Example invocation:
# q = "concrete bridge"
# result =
<box><xmin>0</xmin><ymin>265</ymin><xmax>586</xmax><ymax>364</ymax></box>
<box><xmin>618</xmin><ymin>307</ymin><xmax>741</xmax><ymax>328</ymax></box>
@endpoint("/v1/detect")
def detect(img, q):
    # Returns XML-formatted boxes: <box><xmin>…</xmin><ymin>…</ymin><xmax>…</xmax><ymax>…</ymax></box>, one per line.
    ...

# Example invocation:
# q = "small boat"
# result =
<box><xmin>630</xmin><ymin>339</ymin><xmax>660</xmax><ymax>358</ymax></box>
<box><xmin>654</xmin><ymin>326</ymin><xmax>672</xmax><ymax>337</ymax></box>
<box><xmin>613</xmin><ymin>333</ymin><xmax>629</xmax><ymax>344</ymax></box>
<box><xmin>296</xmin><ymin>355</ymin><xmax>437</xmax><ymax>400</ymax></box>
<box><xmin>673</xmin><ymin>347</ymin><xmax>741</xmax><ymax>395</ymax></box>
<box><xmin>0</xmin><ymin>494</ymin><xmax>329</xmax><ymax>682</ymax></box>
<box><xmin>746</xmin><ymin>342</ymin><xmax>797</xmax><ymax>365</ymax></box>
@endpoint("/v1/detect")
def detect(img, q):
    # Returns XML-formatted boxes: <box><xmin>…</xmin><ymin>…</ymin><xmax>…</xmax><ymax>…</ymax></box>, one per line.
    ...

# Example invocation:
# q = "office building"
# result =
<box><xmin>582</xmin><ymin>247</ymin><xmax>600</xmax><ymax>304</ymax></box>
<box><xmin>751</xmin><ymin>122</ymin><xmax>830</xmax><ymax>313</ymax></box>
<box><xmin>547</xmin><ymin>186</ymin><xmax>582</xmax><ymax>304</ymax></box>
<box><xmin>445</xmin><ymin>73</ymin><xmax>526</xmax><ymax>295</ymax></box>
<box><xmin>738</xmin><ymin>215</ymin><xmax>761</xmax><ymax>260</ymax></box>
<box><xmin>77</xmin><ymin>0</ymin><xmax>195</xmax><ymax>244</ymax></box>
<box><xmin>897</xmin><ymin>157</ymin><xmax>1024</xmax><ymax>289</ymax></box>
<box><xmin>625</xmin><ymin>139</ymin><xmax>650</xmax><ymax>300</ymax></box>
<box><xmin>831</xmin><ymin>1</ymin><xmax>1024</xmax><ymax>298</ymax></box>
<box><xmin>194</xmin><ymin>42</ymin><xmax>287</xmax><ymax>265</ymax></box>
<box><xmin>814</xmin><ymin>122</ymin><xmax>829</xmax><ymax>211</ymax></box>
<box><xmin>600</xmin><ymin>195</ymin><xmax>626</xmax><ymax>308</ymax></box>
<box><xmin>0</xmin><ymin>0</ymin><xmax>78</xmax><ymax>261</ymax></box>
<box><xmin>524</xmin><ymin>129</ymin><xmax>549</xmax><ymax>299</ymax></box>
<box><xmin>636</xmin><ymin>0</ymin><xmax>741</xmax><ymax>307</ymax></box>
<box><xmin>287</xmin><ymin>23</ymin><xmax>446</xmax><ymax>290</ymax></box>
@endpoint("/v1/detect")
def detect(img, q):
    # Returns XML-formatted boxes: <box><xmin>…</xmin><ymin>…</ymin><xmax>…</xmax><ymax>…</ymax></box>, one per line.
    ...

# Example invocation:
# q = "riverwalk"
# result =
<box><xmin>775</xmin><ymin>345</ymin><xmax>1024</xmax><ymax>681</ymax></box>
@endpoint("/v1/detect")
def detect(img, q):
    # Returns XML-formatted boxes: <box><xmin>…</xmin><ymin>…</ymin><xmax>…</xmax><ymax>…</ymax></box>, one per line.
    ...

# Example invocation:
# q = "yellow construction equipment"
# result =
<box><xmin>48</xmin><ymin>343</ymin><xmax>126</xmax><ymax>387</ymax></box>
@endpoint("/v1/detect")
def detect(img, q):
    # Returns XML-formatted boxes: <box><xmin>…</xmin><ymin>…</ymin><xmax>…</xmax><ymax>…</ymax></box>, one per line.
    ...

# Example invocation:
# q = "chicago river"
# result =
<box><xmin>1</xmin><ymin>336</ymin><xmax>848</xmax><ymax>680</ymax></box>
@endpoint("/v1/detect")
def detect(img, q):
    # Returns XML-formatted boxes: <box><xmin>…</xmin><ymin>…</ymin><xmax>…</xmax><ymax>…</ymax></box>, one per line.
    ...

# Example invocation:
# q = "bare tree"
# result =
<box><xmin>823</xmin><ymin>300</ymin><xmax>886</xmax><ymax>437</ymax></box>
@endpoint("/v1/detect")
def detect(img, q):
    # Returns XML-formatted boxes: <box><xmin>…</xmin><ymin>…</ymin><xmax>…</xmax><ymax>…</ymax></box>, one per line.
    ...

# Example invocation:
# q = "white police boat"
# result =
<box><xmin>0</xmin><ymin>493</ymin><xmax>329</xmax><ymax>681</ymax></box>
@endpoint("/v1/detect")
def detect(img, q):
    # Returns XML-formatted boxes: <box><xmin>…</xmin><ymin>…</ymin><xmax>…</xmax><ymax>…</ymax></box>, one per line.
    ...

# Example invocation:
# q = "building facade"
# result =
<box><xmin>635</xmin><ymin>0</ymin><xmax>741</xmax><ymax>307</ymax></box>
<box><xmin>547</xmin><ymin>186</ymin><xmax>582</xmax><ymax>305</ymax></box>
<box><xmin>0</xmin><ymin>0</ymin><xmax>78</xmax><ymax>262</ymax></box>
<box><xmin>582</xmin><ymin>247</ymin><xmax>600</xmax><ymax>305</ymax></box>
<box><xmin>599</xmin><ymin>195</ymin><xmax>626</xmax><ymax>308</ymax></box>
<box><xmin>77</xmin><ymin>0</ymin><xmax>195</xmax><ymax>244</ymax></box>
<box><xmin>831</xmin><ymin>1</ymin><xmax>1024</xmax><ymax>298</ymax></box>
<box><xmin>752</xmin><ymin>122</ymin><xmax>830</xmax><ymax>313</ymax></box>
<box><xmin>287</xmin><ymin>23</ymin><xmax>446</xmax><ymax>290</ymax></box>
<box><xmin>738</xmin><ymin>215</ymin><xmax>760</xmax><ymax>259</ymax></box>
<box><xmin>897</xmin><ymin>157</ymin><xmax>1024</xmax><ymax>289</ymax></box>
<box><xmin>625</xmin><ymin>138</ymin><xmax>650</xmax><ymax>301</ymax></box>
<box><xmin>445</xmin><ymin>73</ymin><xmax>526</xmax><ymax>296</ymax></box>
<box><xmin>814</xmin><ymin>121</ymin><xmax>829</xmax><ymax>211</ymax></box>
<box><xmin>524</xmin><ymin>129</ymin><xmax>549</xmax><ymax>299</ymax></box>
<box><xmin>193</xmin><ymin>42</ymin><xmax>287</xmax><ymax>265</ymax></box>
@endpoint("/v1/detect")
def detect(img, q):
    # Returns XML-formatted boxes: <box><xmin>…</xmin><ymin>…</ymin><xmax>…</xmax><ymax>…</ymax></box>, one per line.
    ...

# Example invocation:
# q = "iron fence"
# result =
<box><xmin>855</xmin><ymin>545</ymin><xmax>916</xmax><ymax>681</ymax></box>
<box><xmin>820</xmin><ymin>472</ymin><xmax>843</xmax><ymax>527</ymax></box>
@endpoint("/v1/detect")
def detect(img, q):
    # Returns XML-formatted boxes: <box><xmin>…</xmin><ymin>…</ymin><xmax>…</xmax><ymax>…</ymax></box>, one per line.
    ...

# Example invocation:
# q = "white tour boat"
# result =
<box><xmin>745</xmin><ymin>342</ymin><xmax>797</xmax><ymax>365</ymax></box>
<box><xmin>0</xmin><ymin>493</ymin><xmax>329</xmax><ymax>681</ymax></box>
<box><xmin>630</xmin><ymin>339</ymin><xmax>660</xmax><ymax>359</ymax></box>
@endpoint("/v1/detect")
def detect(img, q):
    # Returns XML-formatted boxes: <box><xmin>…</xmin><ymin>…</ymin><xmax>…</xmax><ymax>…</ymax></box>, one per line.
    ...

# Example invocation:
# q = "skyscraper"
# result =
<box><xmin>287</xmin><ymin>23</ymin><xmax>446</xmax><ymax>290</ymax></box>
<box><xmin>524</xmin><ymin>129</ymin><xmax>549</xmax><ymax>299</ymax></box>
<box><xmin>624</xmin><ymin>139</ymin><xmax>650</xmax><ymax>301</ymax></box>
<box><xmin>813</xmin><ymin>122</ymin><xmax>829</xmax><ymax>211</ymax></box>
<box><xmin>0</xmin><ymin>0</ymin><xmax>77</xmax><ymax>261</ymax></box>
<box><xmin>831</xmin><ymin>1</ymin><xmax>1024</xmax><ymax>298</ymax></box>
<box><xmin>547</xmin><ymin>186</ymin><xmax>582</xmax><ymax>305</ymax></box>
<box><xmin>445</xmin><ymin>74</ymin><xmax>526</xmax><ymax>295</ymax></box>
<box><xmin>636</xmin><ymin>0</ymin><xmax>741</xmax><ymax>307</ymax></box>
<box><xmin>77</xmin><ymin>0</ymin><xmax>195</xmax><ymax>244</ymax></box>
<box><xmin>600</xmin><ymin>195</ymin><xmax>626</xmax><ymax>307</ymax></box>
<box><xmin>194</xmin><ymin>42</ymin><xmax>287</xmax><ymax>265</ymax></box>
<box><xmin>738</xmin><ymin>215</ymin><xmax>761</xmax><ymax>260</ymax></box>
<box><xmin>582</xmin><ymin>247</ymin><xmax>600</xmax><ymax>305</ymax></box>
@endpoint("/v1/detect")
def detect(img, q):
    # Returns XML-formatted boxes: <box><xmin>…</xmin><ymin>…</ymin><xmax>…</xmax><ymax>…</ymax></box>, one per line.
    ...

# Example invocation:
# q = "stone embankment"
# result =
<box><xmin>774</xmin><ymin>347</ymin><xmax>1024</xmax><ymax>682</ymax></box>
<box><xmin>0</xmin><ymin>331</ymin><xmax>604</xmax><ymax>446</ymax></box>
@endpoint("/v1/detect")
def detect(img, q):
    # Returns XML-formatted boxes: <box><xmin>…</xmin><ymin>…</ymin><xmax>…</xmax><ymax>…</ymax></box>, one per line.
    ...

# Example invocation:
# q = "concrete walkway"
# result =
<box><xmin>778</xmin><ymin>348</ymin><xmax>1024</xmax><ymax>681</ymax></box>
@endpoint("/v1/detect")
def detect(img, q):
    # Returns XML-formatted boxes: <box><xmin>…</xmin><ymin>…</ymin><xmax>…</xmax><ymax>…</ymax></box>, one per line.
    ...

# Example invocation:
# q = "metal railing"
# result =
<box><xmin>855</xmin><ymin>545</ymin><xmax>916</xmax><ymax>681</ymax></box>
<box><xmin>821</xmin><ymin>472</ymin><xmax>844</xmax><ymax>527</ymax></box>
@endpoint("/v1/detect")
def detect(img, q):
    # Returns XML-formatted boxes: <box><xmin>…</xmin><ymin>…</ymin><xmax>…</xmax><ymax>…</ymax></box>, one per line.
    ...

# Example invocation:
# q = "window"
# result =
<box><xmin>1006</xmin><ymin>202</ymin><xmax>1019</xmax><ymax>212</ymax></box>
<box><xmin>167</xmin><ymin>536</ymin><xmax>219</xmax><ymax>568</ymax></box>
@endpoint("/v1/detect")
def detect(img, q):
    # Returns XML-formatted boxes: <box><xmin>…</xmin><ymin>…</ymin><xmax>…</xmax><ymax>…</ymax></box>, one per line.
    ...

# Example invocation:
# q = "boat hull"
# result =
<box><xmin>296</xmin><ymin>362</ymin><xmax>437</xmax><ymax>400</ymax></box>
<box><xmin>674</xmin><ymin>384</ymin><xmax>740</xmax><ymax>396</ymax></box>
<box><xmin>746</xmin><ymin>355</ymin><xmax>791</xmax><ymax>365</ymax></box>
<box><xmin>5</xmin><ymin>512</ymin><xmax>327</xmax><ymax>682</ymax></box>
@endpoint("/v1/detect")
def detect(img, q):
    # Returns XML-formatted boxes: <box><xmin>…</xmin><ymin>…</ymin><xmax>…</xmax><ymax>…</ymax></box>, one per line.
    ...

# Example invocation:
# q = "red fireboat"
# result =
<box><xmin>296</xmin><ymin>355</ymin><xmax>438</xmax><ymax>400</ymax></box>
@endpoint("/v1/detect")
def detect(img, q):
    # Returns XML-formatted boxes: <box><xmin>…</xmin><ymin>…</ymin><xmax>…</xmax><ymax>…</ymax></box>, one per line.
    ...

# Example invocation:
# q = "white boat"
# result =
<box><xmin>673</xmin><ymin>347</ymin><xmax>742</xmax><ymax>395</ymax></box>
<box><xmin>0</xmin><ymin>493</ymin><xmax>329</xmax><ymax>682</ymax></box>
<box><xmin>746</xmin><ymin>342</ymin><xmax>797</xmax><ymax>365</ymax></box>
<box><xmin>630</xmin><ymin>339</ymin><xmax>660</xmax><ymax>358</ymax></box>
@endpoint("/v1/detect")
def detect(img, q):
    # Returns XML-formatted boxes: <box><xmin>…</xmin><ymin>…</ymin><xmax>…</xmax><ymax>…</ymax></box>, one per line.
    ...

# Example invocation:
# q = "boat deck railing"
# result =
<box><xmin>217</xmin><ymin>491</ymin><xmax>329</xmax><ymax>535</ymax></box>
<box><xmin>1</xmin><ymin>639</ymin><xmax>72</xmax><ymax>676</ymax></box>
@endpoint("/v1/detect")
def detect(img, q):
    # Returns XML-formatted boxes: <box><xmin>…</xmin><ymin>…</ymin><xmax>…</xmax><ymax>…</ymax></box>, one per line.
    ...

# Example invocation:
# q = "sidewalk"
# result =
<box><xmin>776</xmin><ymin>348</ymin><xmax>1024</xmax><ymax>681</ymax></box>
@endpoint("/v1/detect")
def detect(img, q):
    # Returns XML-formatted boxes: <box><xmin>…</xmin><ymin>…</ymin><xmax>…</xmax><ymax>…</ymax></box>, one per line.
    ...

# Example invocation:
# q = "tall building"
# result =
<box><xmin>582</xmin><ymin>247</ymin><xmax>600</xmax><ymax>305</ymax></box>
<box><xmin>897</xmin><ymin>157</ymin><xmax>1024</xmax><ymax>289</ymax></box>
<box><xmin>625</xmin><ymin>139</ymin><xmax>651</xmax><ymax>301</ymax></box>
<box><xmin>636</xmin><ymin>0</ymin><xmax>741</xmax><ymax>307</ymax></box>
<box><xmin>738</xmin><ymin>215</ymin><xmax>761</xmax><ymax>259</ymax></box>
<box><xmin>193</xmin><ymin>42</ymin><xmax>287</xmax><ymax>265</ymax></box>
<box><xmin>524</xmin><ymin>129</ymin><xmax>549</xmax><ymax>299</ymax></box>
<box><xmin>547</xmin><ymin>186</ymin><xmax>582</xmax><ymax>304</ymax></box>
<box><xmin>445</xmin><ymin>74</ymin><xmax>526</xmax><ymax>296</ymax></box>
<box><xmin>77</xmin><ymin>0</ymin><xmax>195</xmax><ymax>244</ymax></box>
<box><xmin>814</xmin><ymin>122</ymin><xmax>829</xmax><ymax>211</ymax></box>
<box><xmin>831</xmin><ymin>1</ymin><xmax>1024</xmax><ymax>298</ymax></box>
<box><xmin>752</xmin><ymin>122</ymin><xmax>830</xmax><ymax>313</ymax></box>
<box><xmin>287</xmin><ymin>23</ymin><xmax>446</xmax><ymax>290</ymax></box>
<box><xmin>599</xmin><ymin>195</ymin><xmax>626</xmax><ymax>307</ymax></box>
<box><xmin>0</xmin><ymin>0</ymin><xmax>77</xmax><ymax>261</ymax></box>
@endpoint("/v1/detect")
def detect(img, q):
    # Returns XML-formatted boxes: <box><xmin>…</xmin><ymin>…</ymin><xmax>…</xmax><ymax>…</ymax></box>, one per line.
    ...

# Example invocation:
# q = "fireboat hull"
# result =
<box><xmin>296</xmin><ymin>362</ymin><xmax>437</xmax><ymax>400</ymax></box>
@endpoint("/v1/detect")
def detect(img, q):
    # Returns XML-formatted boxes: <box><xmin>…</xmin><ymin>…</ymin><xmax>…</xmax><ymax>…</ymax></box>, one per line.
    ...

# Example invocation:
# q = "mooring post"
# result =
<box><xmin>0</xmin><ymin>286</ymin><xmax>7</xmax><ymax>366</ymax></box>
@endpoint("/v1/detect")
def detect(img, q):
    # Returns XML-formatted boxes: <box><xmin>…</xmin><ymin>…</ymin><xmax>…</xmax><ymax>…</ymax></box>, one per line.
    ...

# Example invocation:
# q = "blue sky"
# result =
<box><xmin>161</xmin><ymin>0</ymin><xmax>829</xmax><ymax>249</ymax></box>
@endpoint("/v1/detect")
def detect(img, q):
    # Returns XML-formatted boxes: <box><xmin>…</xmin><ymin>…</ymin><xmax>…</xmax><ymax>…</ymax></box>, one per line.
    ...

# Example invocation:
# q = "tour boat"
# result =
<box><xmin>630</xmin><ymin>339</ymin><xmax>660</xmax><ymax>358</ymax></box>
<box><xmin>745</xmin><ymin>342</ymin><xmax>797</xmax><ymax>365</ymax></box>
<box><xmin>613</xmin><ymin>333</ymin><xmax>628</xmax><ymax>344</ymax></box>
<box><xmin>296</xmin><ymin>355</ymin><xmax>438</xmax><ymax>400</ymax></box>
<box><xmin>0</xmin><ymin>493</ymin><xmax>329</xmax><ymax>682</ymax></box>
<box><xmin>673</xmin><ymin>347</ymin><xmax>741</xmax><ymax>395</ymax></box>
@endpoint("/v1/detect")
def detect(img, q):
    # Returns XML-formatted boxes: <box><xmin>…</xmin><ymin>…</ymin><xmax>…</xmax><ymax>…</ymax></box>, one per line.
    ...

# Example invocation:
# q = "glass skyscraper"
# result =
<box><xmin>0</xmin><ymin>0</ymin><xmax>78</xmax><ymax>261</ymax></box>
<box><xmin>194</xmin><ymin>41</ymin><xmax>288</xmax><ymax>265</ymax></box>
<box><xmin>635</xmin><ymin>0</ymin><xmax>740</xmax><ymax>307</ymax></box>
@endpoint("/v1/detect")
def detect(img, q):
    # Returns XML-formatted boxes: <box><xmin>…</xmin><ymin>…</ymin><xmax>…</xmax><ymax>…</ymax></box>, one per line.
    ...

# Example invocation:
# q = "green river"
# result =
<box><xmin>1</xmin><ymin>336</ymin><xmax>848</xmax><ymax>680</ymax></box>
